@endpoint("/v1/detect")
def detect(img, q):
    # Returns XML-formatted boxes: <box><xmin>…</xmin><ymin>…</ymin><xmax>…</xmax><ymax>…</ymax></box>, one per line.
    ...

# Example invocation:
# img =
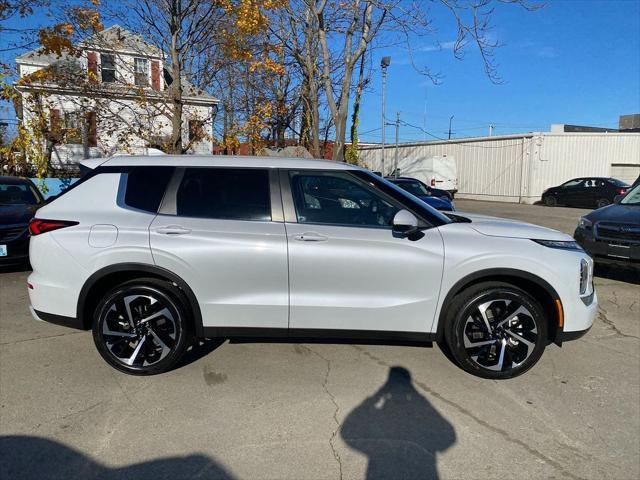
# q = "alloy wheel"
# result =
<box><xmin>462</xmin><ymin>298</ymin><xmax>538</xmax><ymax>373</ymax></box>
<box><xmin>99</xmin><ymin>292</ymin><xmax>180</xmax><ymax>368</ymax></box>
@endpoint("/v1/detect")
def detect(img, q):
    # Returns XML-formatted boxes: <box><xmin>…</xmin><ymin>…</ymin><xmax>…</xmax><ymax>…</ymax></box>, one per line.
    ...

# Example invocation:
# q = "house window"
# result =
<box><xmin>134</xmin><ymin>58</ymin><xmax>148</xmax><ymax>86</ymax></box>
<box><xmin>189</xmin><ymin>120</ymin><xmax>206</xmax><ymax>142</ymax></box>
<box><xmin>63</xmin><ymin>112</ymin><xmax>83</xmax><ymax>143</ymax></box>
<box><xmin>101</xmin><ymin>53</ymin><xmax>116</xmax><ymax>83</ymax></box>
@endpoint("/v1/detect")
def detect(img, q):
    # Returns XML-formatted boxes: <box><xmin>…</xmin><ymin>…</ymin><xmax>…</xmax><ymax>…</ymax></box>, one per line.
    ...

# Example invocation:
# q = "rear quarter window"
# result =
<box><xmin>124</xmin><ymin>166</ymin><xmax>174</xmax><ymax>213</ymax></box>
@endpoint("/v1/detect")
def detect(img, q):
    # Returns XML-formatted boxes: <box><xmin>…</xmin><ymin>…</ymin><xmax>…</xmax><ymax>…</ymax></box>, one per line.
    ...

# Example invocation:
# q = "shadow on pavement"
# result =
<box><xmin>175</xmin><ymin>337</ymin><xmax>227</xmax><ymax>369</ymax></box>
<box><xmin>594</xmin><ymin>263</ymin><xmax>640</xmax><ymax>285</ymax></box>
<box><xmin>341</xmin><ymin>366</ymin><xmax>456</xmax><ymax>480</ymax></box>
<box><xmin>0</xmin><ymin>435</ymin><xmax>235</xmax><ymax>480</ymax></box>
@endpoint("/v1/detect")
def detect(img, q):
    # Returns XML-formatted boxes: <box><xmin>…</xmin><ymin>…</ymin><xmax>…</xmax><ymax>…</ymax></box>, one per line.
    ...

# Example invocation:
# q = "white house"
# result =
<box><xmin>15</xmin><ymin>25</ymin><xmax>219</xmax><ymax>167</ymax></box>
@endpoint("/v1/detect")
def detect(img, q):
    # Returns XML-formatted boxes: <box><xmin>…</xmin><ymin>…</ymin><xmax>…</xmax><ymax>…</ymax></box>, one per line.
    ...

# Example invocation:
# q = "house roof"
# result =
<box><xmin>80</xmin><ymin>25</ymin><xmax>163</xmax><ymax>57</ymax></box>
<box><xmin>16</xmin><ymin>25</ymin><xmax>162</xmax><ymax>65</ymax></box>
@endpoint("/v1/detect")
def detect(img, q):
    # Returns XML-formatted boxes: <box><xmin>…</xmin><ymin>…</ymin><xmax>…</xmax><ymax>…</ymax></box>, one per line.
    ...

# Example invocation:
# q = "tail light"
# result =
<box><xmin>430</xmin><ymin>177</ymin><xmax>436</xmax><ymax>187</ymax></box>
<box><xmin>29</xmin><ymin>219</ymin><xmax>78</xmax><ymax>236</ymax></box>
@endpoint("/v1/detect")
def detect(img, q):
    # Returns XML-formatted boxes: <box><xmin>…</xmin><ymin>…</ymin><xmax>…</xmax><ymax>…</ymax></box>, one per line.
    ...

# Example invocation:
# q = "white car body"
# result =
<box><xmin>27</xmin><ymin>155</ymin><xmax>597</xmax><ymax>377</ymax></box>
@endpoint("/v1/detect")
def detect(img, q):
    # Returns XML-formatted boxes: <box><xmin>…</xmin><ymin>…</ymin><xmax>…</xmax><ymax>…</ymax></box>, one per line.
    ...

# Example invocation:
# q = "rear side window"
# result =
<box><xmin>176</xmin><ymin>168</ymin><xmax>271</xmax><ymax>221</ymax></box>
<box><xmin>124</xmin><ymin>166</ymin><xmax>174</xmax><ymax>213</ymax></box>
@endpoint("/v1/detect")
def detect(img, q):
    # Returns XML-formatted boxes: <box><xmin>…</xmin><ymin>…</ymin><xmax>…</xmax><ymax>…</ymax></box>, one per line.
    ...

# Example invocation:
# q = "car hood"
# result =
<box><xmin>417</xmin><ymin>195</ymin><xmax>451</xmax><ymax>209</ymax></box>
<box><xmin>585</xmin><ymin>204</ymin><xmax>640</xmax><ymax>224</ymax></box>
<box><xmin>452</xmin><ymin>212</ymin><xmax>572</xmax><ymax>241</ymax></box>
<box><xmin>0</xmin><ymin>204</ymin><xmax>38</xmax><ymax>225</ymax></box>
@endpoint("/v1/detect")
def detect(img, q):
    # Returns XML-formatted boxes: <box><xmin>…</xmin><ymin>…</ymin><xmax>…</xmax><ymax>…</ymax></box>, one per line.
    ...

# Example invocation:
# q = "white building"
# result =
<box><xmin>359</xmin><ymin>132</ymin><xmax>640</xmax><ymax>204</ymax></box>
<box><xmin>15</xmin><ymin>25</ymin><xmax>219</xmax><ymax>167</ymax></box>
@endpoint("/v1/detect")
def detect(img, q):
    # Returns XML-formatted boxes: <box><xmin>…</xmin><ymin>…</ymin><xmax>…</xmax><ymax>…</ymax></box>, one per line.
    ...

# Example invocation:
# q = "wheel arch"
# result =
<box><xmin>436</xmin><ymin>268</ymin><xmax>564</xmax><ymax>345</ymax></box>
<box><xmin>77</xmin><ymin>263</ymin><xmax>204</xmax><ymax>336</ymax></box>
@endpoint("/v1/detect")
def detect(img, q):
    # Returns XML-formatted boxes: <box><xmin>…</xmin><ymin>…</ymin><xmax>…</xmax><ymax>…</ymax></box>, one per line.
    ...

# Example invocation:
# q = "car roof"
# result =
<box><xmin>99</xmin><ymin>155</ymin><xmax>360</xmax><ymax>171</ymax></box>
<box><xmin>0</xmin><ymin>176</ymin><xmax>34</xmax><ymax>185</ymax></box>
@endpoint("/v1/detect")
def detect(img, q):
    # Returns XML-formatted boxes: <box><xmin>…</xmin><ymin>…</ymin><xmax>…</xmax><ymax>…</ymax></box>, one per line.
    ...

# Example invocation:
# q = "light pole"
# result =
<box><xmin>448</xmin><ymin>115</ymin><xmax>454</xmax><ymax>140</ymax></box>
<box><xmin>380</xmin><ymin>56</ymin><xmax>391</xmax><ymax>175</ymax></box>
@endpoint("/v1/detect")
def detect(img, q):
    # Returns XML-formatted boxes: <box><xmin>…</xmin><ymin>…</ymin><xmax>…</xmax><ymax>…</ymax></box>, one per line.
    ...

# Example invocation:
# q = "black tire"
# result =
<box><xmin>92</xmin><ymin>278</ymin><xmax>192</xmax><ymax>375</ymax></box>
<box><xmin>443</xmin><ymin>282</ymin><xmax>547</xmax><ymax>379</ymax></box>
<box><xmin>596</xmin><ymin>198</ymin><xmax>610</xmax><ymax>208</ymax></box>
<box><xmin>543</xmin><ymin>195</ymin><xmax>557</xmax><ymax>207</ymax></box>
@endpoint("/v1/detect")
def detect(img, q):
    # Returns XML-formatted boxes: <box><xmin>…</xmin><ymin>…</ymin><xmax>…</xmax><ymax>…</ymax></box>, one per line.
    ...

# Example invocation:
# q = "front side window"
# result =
<box><xmin>101</xmin><ymin>53</ymin><xmax>116</xmax><ymax>83</ymax></box>
<box><xmin>289</xmin><ymin>171</ymin><xmax>401</xmax><ymax>228</ymax></box>
<box><xmin>134</xmin><ymin>58</ymin><xmax>148</xmax><ymax>86</ymax></box>
<box><xmin>176</xmin><ymin>168</ymin><xmax>271</xmax><ymax>221</ymax></box>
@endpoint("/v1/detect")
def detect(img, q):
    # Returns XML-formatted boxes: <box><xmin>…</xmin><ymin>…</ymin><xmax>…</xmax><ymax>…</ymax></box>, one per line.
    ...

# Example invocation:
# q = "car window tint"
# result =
<box><xmin>125</xmin><ymin>166</ymin><xmax>174</xmax><ymax>213</ymax></box>
<box><xmin>176</xmin><ymin>168</ymin><xmax>271</xmax><ymax>221</ymax></box>
<box><xmin>0</xmin><ymin>183</ymin><xmax>40</xmax><ymax>205</ymax></box>
<box><xmin>562</xmin><ymin>179</ymin><xmax>583</xmax><ymax>187</ymax></box>
<box><xmin>289</xmin><ymin>171</ymin><xmax>401</xmax><ymax>228</ymax></box>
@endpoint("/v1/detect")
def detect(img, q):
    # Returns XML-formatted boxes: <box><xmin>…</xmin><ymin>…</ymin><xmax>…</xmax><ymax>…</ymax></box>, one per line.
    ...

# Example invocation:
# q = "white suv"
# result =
<box><xmin>27</xmin><ymin>156</ymin><xmax>597</xmax><ymax>379</ymax></box>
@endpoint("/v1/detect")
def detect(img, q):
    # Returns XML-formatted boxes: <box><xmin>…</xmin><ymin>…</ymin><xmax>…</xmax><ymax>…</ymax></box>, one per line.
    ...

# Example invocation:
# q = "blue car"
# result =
<box><xmin>387</xmin><ymin>177</ymin><xmax>455</xmax><ymax>212</ymax></box>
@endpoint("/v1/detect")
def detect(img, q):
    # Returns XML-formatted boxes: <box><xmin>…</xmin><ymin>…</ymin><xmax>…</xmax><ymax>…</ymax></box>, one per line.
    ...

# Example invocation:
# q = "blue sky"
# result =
<box><xmin>2</xmin><ymin>0</ymin><xmax>639</xmax><ymax>143</ymax></box>
<box><xmin>358</xmin><ymin>0</ymin><xmax>640</xmax><ymax>143</ymax></box>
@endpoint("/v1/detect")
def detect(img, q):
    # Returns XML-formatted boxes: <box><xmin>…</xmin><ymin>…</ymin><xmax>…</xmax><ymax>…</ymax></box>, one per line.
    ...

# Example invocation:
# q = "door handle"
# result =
<box><xmin>294</xmin><ymin>232</ymin><xmax>328</xmax><ymax>242</ymax></box>
<box><xmin>155</xmin><ymin>225</ymin><xmax>192</xmax><ymax>235</ymax></box>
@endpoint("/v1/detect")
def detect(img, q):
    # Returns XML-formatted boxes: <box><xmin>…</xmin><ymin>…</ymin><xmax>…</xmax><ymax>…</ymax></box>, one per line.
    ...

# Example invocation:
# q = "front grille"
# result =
<box><xmin>595</xmin><ymin>222</ymin><xmax>640</xmax><ymax>245</ymax></box>
<box><xmin>0</xmin><ymin>225</ymin><xmax>28</xmax><ymax>242</ymax></box>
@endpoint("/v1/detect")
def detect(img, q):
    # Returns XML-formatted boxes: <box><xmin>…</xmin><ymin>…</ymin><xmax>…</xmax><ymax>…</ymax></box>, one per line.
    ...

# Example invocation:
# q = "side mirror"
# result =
<box><xmin>614</xmin><ymin>194</ymin><xmax>624</xmax><ymax>204</ymax></box>
<box><xmin>392</xmin><ymin>209</ymin><xmax>419</xmax><ymax>236</ymax></box>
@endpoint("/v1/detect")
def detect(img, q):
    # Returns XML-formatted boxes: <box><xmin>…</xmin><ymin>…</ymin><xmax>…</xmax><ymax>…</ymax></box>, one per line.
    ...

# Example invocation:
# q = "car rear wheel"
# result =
<box><xmin>92</xmin><ymin>278</ymin><xmax>192</xmax><ymax>375</ymax></box>
<box><xmin>596</xmin><ymin>198</ymin><xmax>610</xmax><ymax>208</ymax></box>
<box><xmin>544</xmin><ymin>195</ymin><xmax>557</xmax><ymax>207</ymax></box>
<box><xmin>444</xmin><ymin>282</ymin><xmax>547</xmax><ymax>379</ymax></box>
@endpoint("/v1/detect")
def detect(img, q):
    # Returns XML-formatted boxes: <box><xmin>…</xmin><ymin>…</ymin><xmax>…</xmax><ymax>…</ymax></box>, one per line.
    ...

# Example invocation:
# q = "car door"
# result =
<box><xmin>558</xmin><ymin>178</ymin><xmax>586</xmax><ymax>206</ymax></box>
<box><xmin>282</xmin><ymin>169</ymin><xmax>445</xmax><ymax>334</ymax></box>
<box><xmin>149</xmin><ymin>167</ymin><xmax>289</xmax><ymax>329</ymax></box>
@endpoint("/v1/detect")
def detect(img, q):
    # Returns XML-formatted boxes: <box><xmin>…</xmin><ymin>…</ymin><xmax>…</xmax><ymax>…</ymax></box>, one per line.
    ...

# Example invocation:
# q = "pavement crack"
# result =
<box><xmin>308</xmin><ymin>346</ymin><xmax>343</xmax><ymax>480</ymax></box>
<box><xmin>597</xmin><ymin>308</ymin><xmax>639</xmax><ymax>340</ymax></box>
<box><xmin>351</xmin><ymin>345</ymin><xmax>587</xmax><ymax>480</ymax></box>
<box><xmin>0</xmin><ymin>331</ymin><xmax>84</xmax><ymax>346</ymax></box>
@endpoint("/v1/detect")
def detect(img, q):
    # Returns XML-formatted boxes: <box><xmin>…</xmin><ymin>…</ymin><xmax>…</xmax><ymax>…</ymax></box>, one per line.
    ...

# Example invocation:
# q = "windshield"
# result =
<box><xmin>620</xmin><ymin>184</ymin><xmax>640</xmax><ymax>205</ymax></box>
<box><xmin>0</xmin><ymin>182</ymin><xmax>41</xmax><ymax>205</ymax></box>
<box><xmin>352</xmin><ymin>170</ymin><xmax>452</xmax><ymax>227</ymax></box>
<box><xmin>395</xmin><ymin>180</ymin><xmax>429</xmax><ymax>196</ymax></box>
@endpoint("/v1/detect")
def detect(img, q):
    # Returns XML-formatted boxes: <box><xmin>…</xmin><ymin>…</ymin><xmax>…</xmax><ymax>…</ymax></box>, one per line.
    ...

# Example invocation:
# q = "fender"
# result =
<box><xmin>77</xmin><ymin>263</ymin><xmax>204</xmax><ymax>336</ymax></box>
<box><xmin>434</xmin><ymin>267</ymin><xmax>563</xmax><ymax>340</ymax></box>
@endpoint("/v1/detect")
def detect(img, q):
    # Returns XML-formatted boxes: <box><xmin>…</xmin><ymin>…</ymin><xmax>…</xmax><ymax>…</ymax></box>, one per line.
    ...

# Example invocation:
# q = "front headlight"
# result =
<box><xmin>579</xmin><ymin>258</ymin><xmax>594</xmax><ymax>296</ymax></box>
<box><xmin>532</xmin><ymin>239</ymin><xmax>584</xmax><ymax>251</ymax></box>
<box><xmin>578</xmin><ymin>217</ymin><xmax>593</xmax><ymax>229</ymax></box>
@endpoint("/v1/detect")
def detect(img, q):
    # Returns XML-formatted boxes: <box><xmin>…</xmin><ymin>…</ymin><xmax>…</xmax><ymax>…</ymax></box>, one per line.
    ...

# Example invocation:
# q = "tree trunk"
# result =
<box><xmin>169</xmin><ymin>7</ymin><xmax>183</xmax><ymax>155</ymax></box>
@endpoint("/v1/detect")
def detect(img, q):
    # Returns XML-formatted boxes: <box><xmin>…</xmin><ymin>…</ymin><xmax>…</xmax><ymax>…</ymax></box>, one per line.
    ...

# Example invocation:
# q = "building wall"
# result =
<box><xmin>358</xmin><ymin>133</ymin><xmax>640</xmax><ymax>204</ymax></box>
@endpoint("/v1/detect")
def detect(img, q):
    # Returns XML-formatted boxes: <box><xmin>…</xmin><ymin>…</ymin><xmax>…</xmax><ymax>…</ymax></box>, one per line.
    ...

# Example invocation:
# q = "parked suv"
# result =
<box><xmin>574</xmin><ymin>181</ymin><xmax>640</xmax><ymax>264</ymax></box>
<box><xmin>28</xmin><ymin>156</ymin><xmax>597</xmax><ymax>379</ymax></box>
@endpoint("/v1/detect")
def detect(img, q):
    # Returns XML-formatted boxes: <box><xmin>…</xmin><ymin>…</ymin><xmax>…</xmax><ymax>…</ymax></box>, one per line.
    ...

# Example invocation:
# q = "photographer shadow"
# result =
<box><xmin>341</xmin><ymin>366</ymin><xmax>456</xmax><ymax>480</ymax></box>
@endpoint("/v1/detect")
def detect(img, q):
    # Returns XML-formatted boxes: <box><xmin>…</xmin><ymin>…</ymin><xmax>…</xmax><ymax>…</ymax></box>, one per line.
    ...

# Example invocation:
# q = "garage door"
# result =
<box><xmin>611</xmin><ymin>164</ymin><xmax>640</xmax><ymax>185</ymax></box>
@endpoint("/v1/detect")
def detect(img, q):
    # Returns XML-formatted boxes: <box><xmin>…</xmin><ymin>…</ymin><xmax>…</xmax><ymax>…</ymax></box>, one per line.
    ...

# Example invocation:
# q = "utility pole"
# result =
<box><xmin>489</xmin><ymin>124</ymin><xmax>494</xmax><ymax>137</ymax></box>
<box><xmin>380</xmin><ymin>56</ymin><xmax>391</xmax><ymax>175</ymax></box>
<box><xmin>448</xmin><ymin>115</ymin><xmax>454</xmax><ymax>140</ymax></box>
<box><xmin>394</xmin><ymin>112</ymin><xmax>400</xmax><ymax>178</ymax></box>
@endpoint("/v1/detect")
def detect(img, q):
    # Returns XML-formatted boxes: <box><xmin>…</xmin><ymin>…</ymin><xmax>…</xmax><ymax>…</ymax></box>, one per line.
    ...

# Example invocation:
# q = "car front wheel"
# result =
<box><xmin>444</xmin><ymin>282</ymin><xmax>547</xmax><ymax>379</ymax></box>
<box><xmin>544</xmin><ymin>195</ymin><xmax>557</xmax><ymax>206</ymax></box>
<box><xmin>92</xmin><ymin>278</ymin><xmax>191</xmax><ymax>375</ymax></box>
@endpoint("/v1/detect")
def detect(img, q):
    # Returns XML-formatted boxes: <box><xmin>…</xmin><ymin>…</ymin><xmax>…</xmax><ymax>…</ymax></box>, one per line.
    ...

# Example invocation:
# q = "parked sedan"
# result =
<box><xmin>574</xmin><ymin>182</ymin><xmax>640</xmax><ymax>265</ymax></box>
<box><xmin>388</xmin><ymin>176</ymin><xmax>453</xmax><ymax>200</ymax></box>
<box><xmin>542</xmin><ymin>177</ymin><xmax>629</xmax><ymax>208</ymax></box>
<box><xmin>0</xmin><ymin>176</ymin><xmax>45</xmax><ymax>265</ymax></box>
<box><xmin>387</xmin><ymin>177</ymin><xmax>455</xmax><ymax>212</ymax></box>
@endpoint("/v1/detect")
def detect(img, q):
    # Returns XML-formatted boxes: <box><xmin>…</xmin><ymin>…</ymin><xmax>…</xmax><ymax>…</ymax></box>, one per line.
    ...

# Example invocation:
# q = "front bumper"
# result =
<box><xmin>0</xmin><ymin>231</ymin><xmax>30</xmax><ymax>265</ymax></box>
<box><xmin>574</xmin><ymin>228</ymin><xmax>640</xmax><ymax>264</ymax></box>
